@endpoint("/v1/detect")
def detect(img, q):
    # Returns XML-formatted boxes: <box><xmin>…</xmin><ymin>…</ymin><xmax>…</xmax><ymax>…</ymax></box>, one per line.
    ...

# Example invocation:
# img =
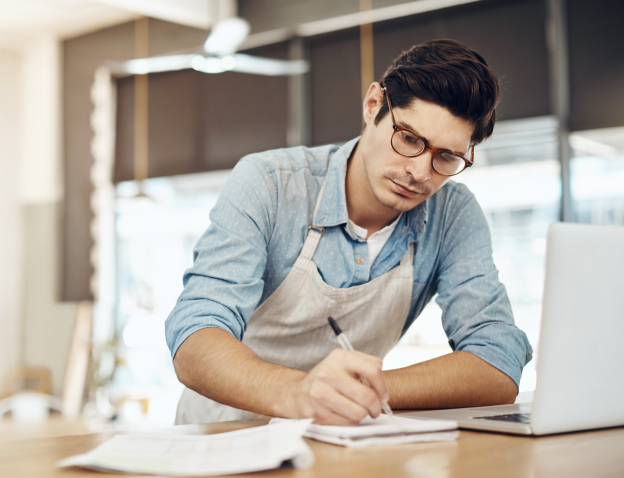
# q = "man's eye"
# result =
<box><xmin>438</xmin><ymin>152</ymin><xmax>462</xmax><ymax>163</ymax></box>
<box><xmin>400</xmin><ymin>131</ymin><xmax>421</xmax><ymax>145</ymax></box>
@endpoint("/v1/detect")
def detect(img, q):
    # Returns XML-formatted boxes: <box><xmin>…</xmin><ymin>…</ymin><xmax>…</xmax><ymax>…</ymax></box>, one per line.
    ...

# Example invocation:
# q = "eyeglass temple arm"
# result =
<box><xmin>381</xmin><ymin>87</ymin><xmax>397</xmax><ymax>125</ymax></box>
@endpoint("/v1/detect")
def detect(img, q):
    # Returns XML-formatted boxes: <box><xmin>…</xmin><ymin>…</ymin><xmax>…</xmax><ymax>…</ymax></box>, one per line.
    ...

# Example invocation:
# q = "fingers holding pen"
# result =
<box><xmin>298</xmin><ymin>349</ymin><xmax>388</xmax><ymax>422</ymax></box>
<box><xmin>306</xmin><ymin>379</ymin><xmax>370</xmax><ymax>425</ymax></box>
<box><xmin>344</xmin><ymin>350</ymin><xmax>389</xmax><ymax>403</ymax></box>
<box><xmin>325</xmin><ymin>317</ymin><xmax>390</xmax><ymax>408</ymax></box>
<box><xmin>324</xmin><ymin>349</ymin><xmax>387</xmax><ymax>416</ymax></box>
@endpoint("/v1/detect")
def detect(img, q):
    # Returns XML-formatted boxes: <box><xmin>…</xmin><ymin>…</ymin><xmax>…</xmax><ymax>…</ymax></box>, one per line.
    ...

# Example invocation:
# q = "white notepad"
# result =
<box><xmin>58</xmin><ymin>419</ymin><xmax>315</xmax><ymax>476</ymax></box>
<box><xmin>270</xmin><ymin>415</ymin><xmax>458</xmax><ymax>447</ymax></box>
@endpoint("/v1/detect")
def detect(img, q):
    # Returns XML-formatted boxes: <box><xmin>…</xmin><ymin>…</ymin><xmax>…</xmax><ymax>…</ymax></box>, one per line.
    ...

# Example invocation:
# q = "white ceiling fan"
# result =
<box><xmin>111</xmin><ymin>17</ymin><xmax>308</xmax><ymax>77</ymax></box>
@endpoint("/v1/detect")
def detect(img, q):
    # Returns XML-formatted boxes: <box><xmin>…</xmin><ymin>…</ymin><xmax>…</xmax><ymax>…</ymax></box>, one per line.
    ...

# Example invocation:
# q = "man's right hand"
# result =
<box><xmin>174</xmin><ymin>328</ymin><xmax>389</xmax><ymax>426</ymax></box>
<box><xmin>281</xmin><ymin>348</ymin><xmax>389</xmax><ymax>426</ymax></box>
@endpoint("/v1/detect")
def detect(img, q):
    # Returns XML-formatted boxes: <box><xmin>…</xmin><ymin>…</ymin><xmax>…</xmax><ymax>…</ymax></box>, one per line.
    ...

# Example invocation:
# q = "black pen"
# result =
<box><xmin>327</xmin><ymin>317</ymin><xmax>394</xmax><ymax>418</ymax></box>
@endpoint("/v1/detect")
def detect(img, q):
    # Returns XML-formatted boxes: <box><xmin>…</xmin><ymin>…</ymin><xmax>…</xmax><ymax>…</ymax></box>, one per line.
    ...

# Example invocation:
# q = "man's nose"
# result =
<box><xmin>405</xmin><ymin>151</ymin><xmax>433</xmax><ymax>183</ymax></box>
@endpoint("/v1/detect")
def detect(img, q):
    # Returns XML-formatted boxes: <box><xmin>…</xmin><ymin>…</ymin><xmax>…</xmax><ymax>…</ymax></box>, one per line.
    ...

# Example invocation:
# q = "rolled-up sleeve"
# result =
<box><xmin>434</xmin><ymin>190</ymin><xmax>533</xmax><ymax>388</ymax></box>
<box><xmin>165</xmin><ymin>156</ymin><xmax>277</xmax><ymax>358</ymax></box>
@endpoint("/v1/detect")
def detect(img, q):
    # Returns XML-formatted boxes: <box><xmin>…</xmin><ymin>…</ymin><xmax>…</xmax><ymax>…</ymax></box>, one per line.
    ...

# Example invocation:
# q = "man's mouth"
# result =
<box><xmin>391</xmin><ymin>180</ymin><xmax>421</xmax><ymax>198</ymax></box>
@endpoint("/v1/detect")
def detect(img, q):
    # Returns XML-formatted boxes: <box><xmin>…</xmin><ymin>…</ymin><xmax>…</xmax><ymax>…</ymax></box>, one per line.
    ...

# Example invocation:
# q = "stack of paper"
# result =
<box><xmin>271</xmin><ymin>415</ymin><xmax>458</xmax><ymax>447</ymax></box>
<box><xmin>58</xmin><ymin>419</ymin><xmax>314</xmax><ymax>476</ymax></box>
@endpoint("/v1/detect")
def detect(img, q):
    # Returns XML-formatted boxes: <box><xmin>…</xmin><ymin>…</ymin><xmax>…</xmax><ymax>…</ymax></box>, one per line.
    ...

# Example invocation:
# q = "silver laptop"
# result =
<box><xmin>403</xmin><ymin>222</ymin><xmax>624</xmax><ymax>435</ymax></box>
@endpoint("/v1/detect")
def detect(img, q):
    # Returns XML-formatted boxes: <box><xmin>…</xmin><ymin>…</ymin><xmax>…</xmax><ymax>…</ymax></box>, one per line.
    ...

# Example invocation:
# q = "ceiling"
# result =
<box><xmin>0</xmin><ymin>0</ymin><xmax>217</xmax><ymax>49</ymax></box>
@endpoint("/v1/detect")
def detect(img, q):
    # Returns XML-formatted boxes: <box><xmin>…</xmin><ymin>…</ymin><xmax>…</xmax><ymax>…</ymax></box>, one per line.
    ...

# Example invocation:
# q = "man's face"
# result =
<box><xmin>359</xmin><ymin>85</ymin><xmax>474</xmax><ymax>213</ymax></box>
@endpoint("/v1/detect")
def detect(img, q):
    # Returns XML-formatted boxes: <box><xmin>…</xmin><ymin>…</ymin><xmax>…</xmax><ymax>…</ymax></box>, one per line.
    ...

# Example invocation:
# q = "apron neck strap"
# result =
<box><xmin>312</xmin><ymin>175</ymin><xmax>329</xmax><ymax>226</ymax></box>
<box><xmin>300</xmin><ymin>175</ymin><xmax>330</xmax><ymax>261</ymax></box>
<box><xmin>399</xmin><ymin>242</ymin><xmax>414</xmax><ymax>277</ymax></box>
<box><xmin>300</xmin><ymin>226</ymin><xmax>323</xmax><ymax>260</ymax></box>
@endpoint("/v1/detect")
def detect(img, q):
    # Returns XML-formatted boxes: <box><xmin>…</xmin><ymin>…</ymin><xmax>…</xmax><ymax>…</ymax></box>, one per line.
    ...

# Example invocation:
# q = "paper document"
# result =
<box><xmin>271</xmin><ymin>415</ymin><xmax>458</xmax><ymax>447</ymax></box>
<box><xmin>58</xmin><ymin>419</ymin><xmax>314</xmax><ymax>476</ymax></box>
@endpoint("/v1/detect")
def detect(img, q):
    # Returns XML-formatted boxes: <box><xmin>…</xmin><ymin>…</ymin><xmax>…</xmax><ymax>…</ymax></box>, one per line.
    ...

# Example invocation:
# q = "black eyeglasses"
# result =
<box><xmin>382</xmin><ymin>87</ymin><xmax>474</xmax><ymax>176</ymax></box>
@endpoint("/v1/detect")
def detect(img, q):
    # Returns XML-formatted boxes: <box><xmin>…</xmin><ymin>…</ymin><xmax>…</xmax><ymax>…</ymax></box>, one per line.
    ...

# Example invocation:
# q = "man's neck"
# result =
<box><xmin>346</xmin><ymin>142</ymin><xmax>400</xmax><ymax>238</ymax></box>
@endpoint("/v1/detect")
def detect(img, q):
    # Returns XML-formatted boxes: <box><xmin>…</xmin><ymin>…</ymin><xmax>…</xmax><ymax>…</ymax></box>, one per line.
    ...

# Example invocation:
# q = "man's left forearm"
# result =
<box><xmin>384</xmin><ymin>351</ymin><xmax>518</xmax><ymax>410</ymax></box>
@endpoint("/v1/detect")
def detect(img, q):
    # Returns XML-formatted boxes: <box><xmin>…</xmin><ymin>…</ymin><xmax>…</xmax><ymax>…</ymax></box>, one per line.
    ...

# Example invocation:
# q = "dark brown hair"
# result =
<box><xmin>376</xmin><ymin>39</ymin><xmax>500</xmax><ymax>145</ymax></box>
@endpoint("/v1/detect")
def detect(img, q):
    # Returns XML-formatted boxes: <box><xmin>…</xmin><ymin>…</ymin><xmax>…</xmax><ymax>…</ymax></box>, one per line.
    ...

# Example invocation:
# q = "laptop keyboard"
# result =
<box><xmin>472</xmin><ymin>413</ymin><xmax>531</xmax><ymax>424</ymax></box>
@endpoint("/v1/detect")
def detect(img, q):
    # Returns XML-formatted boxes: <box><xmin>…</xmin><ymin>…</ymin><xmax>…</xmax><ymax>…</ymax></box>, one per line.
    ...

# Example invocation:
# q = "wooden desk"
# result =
<box><xmin>1</xmin><ymin>418</ymin><xmax>623</xmax><ymax>478</ymax></box>
<box><xmin>0</xmin><ymin>416</ymin><xmax>90</xmax><ymax>443</ymax></box>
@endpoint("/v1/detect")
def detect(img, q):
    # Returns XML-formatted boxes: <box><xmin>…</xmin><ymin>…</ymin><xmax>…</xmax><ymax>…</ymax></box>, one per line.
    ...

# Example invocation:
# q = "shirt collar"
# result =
<box><xmin>313</xmin><ymin>136</ymin><xmax>429</xmax><ymax>242</ymax></box>
<box><xmin>313</xmin><ymin>138</ymin><xmax>357</xmax><ymax>228</ymax></box>
<box><xmin>406</xmin><ymin>198</ymin><xmax>428</xmax><ymax>242</ymax></box>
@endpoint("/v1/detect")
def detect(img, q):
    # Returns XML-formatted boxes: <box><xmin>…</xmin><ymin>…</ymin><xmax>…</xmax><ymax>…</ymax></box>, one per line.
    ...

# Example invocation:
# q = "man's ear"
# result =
<box><xmin>362</xmin><ymin>82</ymin><xmax>384</xmax><ymax>127</ymax></box>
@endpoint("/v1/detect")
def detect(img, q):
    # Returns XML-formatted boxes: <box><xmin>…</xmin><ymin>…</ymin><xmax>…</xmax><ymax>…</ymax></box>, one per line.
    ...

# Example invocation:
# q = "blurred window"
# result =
<box><xmin>569</xmin><ymin>127</ymin><xmax>624</xmax><ymax>226</ymax></box>
<box><xmin>112</xmin><ymin>171</ymin><xmax>230</xmax><ymax>424</ymax></box>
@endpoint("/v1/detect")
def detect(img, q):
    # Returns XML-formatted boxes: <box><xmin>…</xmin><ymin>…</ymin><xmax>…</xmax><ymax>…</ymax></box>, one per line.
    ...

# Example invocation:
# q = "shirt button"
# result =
<box><xmin>356</xmin><ymin>257</ymin><xmax>365</xmax><ymax>265</ymax></box>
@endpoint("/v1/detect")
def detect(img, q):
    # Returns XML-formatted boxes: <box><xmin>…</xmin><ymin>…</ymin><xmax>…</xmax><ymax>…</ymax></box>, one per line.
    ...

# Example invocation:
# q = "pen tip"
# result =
<box><xmin>327</xmin><ymin>317</ymin><xmax>342</xmax><ymax>336</ymax></box>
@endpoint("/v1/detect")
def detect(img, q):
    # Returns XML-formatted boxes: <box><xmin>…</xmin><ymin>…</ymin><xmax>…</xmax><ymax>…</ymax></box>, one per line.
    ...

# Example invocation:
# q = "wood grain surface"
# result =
<box><xmin>1</xmin><ymin>418</ymin><xmax>623</xmax><ymax>478</ymax></box>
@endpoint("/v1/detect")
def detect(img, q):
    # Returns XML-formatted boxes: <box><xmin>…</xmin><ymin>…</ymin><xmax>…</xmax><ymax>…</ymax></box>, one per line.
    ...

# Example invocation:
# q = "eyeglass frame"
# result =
<box><xmin>381</xmin><ymin>87</ymin><xmax>474</xmax><ymax>177</ymax></box>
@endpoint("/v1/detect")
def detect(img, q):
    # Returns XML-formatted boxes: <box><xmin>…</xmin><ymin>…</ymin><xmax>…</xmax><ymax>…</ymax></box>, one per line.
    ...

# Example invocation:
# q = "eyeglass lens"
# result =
<box><xmin>392</xmin><ymin>130</ymin><xmax>467</xmax><ymax>176</ymax></box>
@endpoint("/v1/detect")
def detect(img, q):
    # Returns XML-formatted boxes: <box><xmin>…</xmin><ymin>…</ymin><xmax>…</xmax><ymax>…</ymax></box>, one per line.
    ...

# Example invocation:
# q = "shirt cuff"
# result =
<box><xmin>168</xmin><ymin>320</ymin><xmax>237</xmax><ymax>360</ymax></box>
<box><xmin>457</xmin><ymin>335</ymin><xmax>533</xmax><ymax>389</ymax></box>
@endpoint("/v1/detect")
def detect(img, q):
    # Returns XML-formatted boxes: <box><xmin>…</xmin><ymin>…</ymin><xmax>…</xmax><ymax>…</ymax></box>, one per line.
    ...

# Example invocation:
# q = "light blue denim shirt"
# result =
<box><xmin>165</xmin><ymin>137</ymin><xmax>533</xmax><ymax>387</ymax></box>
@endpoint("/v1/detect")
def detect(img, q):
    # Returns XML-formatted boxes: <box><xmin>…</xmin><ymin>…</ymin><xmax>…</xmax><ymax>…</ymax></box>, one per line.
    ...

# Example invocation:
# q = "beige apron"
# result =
<box><xmin>175</xmin><ymin>180</ymin><xmax>415</xmax><ymax>424</ymax></box>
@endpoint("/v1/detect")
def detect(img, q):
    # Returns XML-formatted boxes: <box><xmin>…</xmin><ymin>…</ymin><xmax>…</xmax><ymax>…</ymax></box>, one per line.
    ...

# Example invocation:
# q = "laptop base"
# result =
<box><xmin>402</xmin><ymin>403</ymin><xmax>533</xmax><ymax>435</ymax></box>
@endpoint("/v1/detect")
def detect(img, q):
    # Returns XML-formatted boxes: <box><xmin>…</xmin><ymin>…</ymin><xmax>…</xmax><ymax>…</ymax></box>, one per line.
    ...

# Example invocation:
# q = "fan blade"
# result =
<box><xmin>112</xmin><ymin>53</ymin><xmax>308</xmax><ymax>77</ymax></box>
<box><xmin>190</xmin><ymin>55</ymin><xmax>231</xmax><ymax>74</ymax></box>
<box><xmin>228</xmin><ymin>54</ymin><xmax>309</xmax><ymax>76</ymax></box>
<box><xmin>204</xmin><ymin>17</ymin><xmax>250</xmax><ymax>56</ymax></box>
<box><xmin>113</xmin><ymin>54</ymin><xmax>195</xmax><ymax>75</ymax></box>
<box><xmin>191</xmin><ymin>54</ymin><xmax>308</xmax><ymax>76</ymax></box>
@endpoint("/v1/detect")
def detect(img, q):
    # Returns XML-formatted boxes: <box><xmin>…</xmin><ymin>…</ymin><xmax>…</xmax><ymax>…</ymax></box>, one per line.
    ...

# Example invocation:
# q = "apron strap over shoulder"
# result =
<box><xmin>399</xmin><ymin>242</ymin><xmax>414</xmax><ymax>278</ymax></box>
<box><xmin>299</xmin><ymin>226</ymin><xmax>324</xmax><ymax>260</ymax></box>
<box><xmin>298</xmin><ymin>174</ymin><xmax>330</xmax><ymax>261</ymax></box>
<box><xmin>312</xmin><ymin>175</ymin><xmax>329</xmax><ymax>226</ymax></box>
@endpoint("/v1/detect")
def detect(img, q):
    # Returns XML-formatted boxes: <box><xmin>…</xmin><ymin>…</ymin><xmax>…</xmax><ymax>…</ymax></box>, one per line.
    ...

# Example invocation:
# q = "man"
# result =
<box><xmin>166</xmin><ymin>39</ymin><xmax>533</xmax><ymax>426</ymax></box>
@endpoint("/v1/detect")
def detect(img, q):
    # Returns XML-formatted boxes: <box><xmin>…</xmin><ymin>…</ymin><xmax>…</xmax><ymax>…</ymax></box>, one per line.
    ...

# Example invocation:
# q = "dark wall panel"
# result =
<box><xmin>115</xmin><ymin>70</ymin><xmax>202</xmax><ymax>182</ymax></box>
<box><xmin>568</xmin><ymin>0</ymin><xmax>624</xmax><ymax>131</ymax></box>
<box><xmin>309</xmin><ymin>28</ymin><xmax>363</xmax><ymax>146</ymax></box>
<box><xmin>114</xmin><ymin>43</ymin><xmax>289</xmax><ymax>182</ymax></box>
<box><xmin>199</xmin><ymin>70</ymin><xmax>288</xmax><ymax>171</ymax></box>
<box><xmin>374</xmin><ymin>0</ymin><xmax>551</xmax><ymax>122</ymax></box>
<box><xmin>308</xmin><ymin>0</ymin><xmax>551</xmax><ymax>146</ymax></box>
<box><xmin>115</xmin><ymin>76</ymin><xmax>135</xmax><ymax>183</ymax></box>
